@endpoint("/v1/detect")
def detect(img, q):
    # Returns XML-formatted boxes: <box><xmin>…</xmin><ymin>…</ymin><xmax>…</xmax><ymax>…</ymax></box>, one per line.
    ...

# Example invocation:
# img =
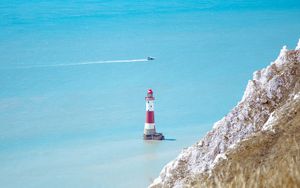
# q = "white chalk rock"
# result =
<box><xmin>149</xmin><ymin>40</ymin><xmax>300</xmax><ymax>188</ymax></box>
<box><xmin>296</xmin><ymin>39</ymin><xmax>300</xmax><ymax>50</ymax></box>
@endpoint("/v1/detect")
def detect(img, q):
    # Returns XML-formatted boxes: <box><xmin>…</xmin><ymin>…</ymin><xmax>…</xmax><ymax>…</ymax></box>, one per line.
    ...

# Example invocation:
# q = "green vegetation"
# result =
<box><xmin>193</xmin><ymin>97</ymin><xmax>300</xmax><ymax>188</ymax></box>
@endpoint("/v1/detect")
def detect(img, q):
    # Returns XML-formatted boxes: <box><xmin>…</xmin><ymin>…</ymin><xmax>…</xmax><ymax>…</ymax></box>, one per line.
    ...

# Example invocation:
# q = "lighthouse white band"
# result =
<box><xmin>144</xmin><ymin>123</ymin><xmax>155</xmax><ymax>130</ymax></box>
<box><xmin>144</xmin><ymin>123</ymin><xmax>156</xmax><ymax>135</ymax></box>
<box><xmin>146</xmin><ymin>100</ymin><xmax>154</xmax><ymax>111</ymax></box>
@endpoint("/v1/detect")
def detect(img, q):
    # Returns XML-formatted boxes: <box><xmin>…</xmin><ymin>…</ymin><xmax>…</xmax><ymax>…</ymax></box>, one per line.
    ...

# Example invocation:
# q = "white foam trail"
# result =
<box><xmin>10</xmin><ymin>58</ymin><xmax>150</xmax><ymax>69</ymax></box>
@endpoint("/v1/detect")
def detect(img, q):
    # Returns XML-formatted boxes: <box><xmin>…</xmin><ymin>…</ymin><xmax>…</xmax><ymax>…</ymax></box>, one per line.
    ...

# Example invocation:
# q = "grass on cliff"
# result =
<box><xmin>193</xmin><ymin>105</ymin><xmax>300</xmax><ymax>188</ymax></box>
<box><xmin>203</xmin><ymin>137</ymin><xmax>300</xmax><ymax>188</ymax></box>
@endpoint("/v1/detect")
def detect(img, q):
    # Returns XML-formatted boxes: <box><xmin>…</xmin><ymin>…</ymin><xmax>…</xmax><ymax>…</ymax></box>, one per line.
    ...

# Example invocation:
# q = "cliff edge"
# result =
<box><xmin>150</xmin><ymin>39</ymin><xmax>300</xmax><ymax>188</ymax></box>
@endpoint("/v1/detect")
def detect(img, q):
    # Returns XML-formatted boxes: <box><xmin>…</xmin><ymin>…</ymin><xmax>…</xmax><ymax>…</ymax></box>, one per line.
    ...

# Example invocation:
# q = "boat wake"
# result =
<box><xmin>6</xmin><ymin>58</ymin><xmax>150</xmax><ymax>69</ymax></box>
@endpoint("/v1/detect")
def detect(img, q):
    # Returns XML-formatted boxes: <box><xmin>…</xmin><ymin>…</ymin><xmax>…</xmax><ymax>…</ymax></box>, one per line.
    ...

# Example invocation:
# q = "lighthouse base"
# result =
<box><xmin>143</xmin><ymin>133</ymin><xmax>165</xmax><ymax>140</ymax></box>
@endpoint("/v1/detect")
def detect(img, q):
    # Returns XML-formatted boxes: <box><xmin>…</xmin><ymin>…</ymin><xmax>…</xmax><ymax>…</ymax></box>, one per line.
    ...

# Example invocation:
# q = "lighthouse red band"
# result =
<box><xmin>144</xmin><ymin>89</ymin><xmax>156</xmax><ymax>135</ymax></box>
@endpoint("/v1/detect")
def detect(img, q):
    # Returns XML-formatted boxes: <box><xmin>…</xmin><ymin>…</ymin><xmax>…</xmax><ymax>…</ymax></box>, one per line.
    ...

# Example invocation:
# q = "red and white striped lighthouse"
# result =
<box><xmin>143</xmin><ymin>89</ymin><xmax>164</xmax><ymax>140</ymax></box>
<box><xmin>144</xmin><ymin>89</ymin><xmax>156</xmax><ymax>135</ymax></box>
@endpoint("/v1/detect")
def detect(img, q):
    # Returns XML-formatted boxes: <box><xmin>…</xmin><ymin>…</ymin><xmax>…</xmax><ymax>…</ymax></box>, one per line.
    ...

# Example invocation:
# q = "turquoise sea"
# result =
<box><xmin>1</xmin><ymin>1</ymin><xmax>300</xmax><ymax>187</ymax></box>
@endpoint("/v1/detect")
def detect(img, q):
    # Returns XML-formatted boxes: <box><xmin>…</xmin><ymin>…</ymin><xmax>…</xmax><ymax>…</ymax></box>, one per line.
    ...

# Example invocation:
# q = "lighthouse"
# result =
<box><xmin>143</xmin><ymin>89</ymin><xmax>164</xmax><ymax>140</ymax></box>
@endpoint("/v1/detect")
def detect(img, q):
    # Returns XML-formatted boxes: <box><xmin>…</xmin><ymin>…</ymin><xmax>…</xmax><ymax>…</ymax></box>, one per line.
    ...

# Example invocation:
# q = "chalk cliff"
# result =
<box><xmin>150</xmin><ymin>39</ymin><xmax>300</xmax><ymax>188</ymax></box>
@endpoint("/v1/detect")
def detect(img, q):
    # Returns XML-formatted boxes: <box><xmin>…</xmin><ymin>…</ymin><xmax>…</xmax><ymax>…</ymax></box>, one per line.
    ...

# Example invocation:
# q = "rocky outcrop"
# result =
<box><xmin>150</xmin><ymin>39</ymin><xmax>300</xmax><ymax>188</ymax></box>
